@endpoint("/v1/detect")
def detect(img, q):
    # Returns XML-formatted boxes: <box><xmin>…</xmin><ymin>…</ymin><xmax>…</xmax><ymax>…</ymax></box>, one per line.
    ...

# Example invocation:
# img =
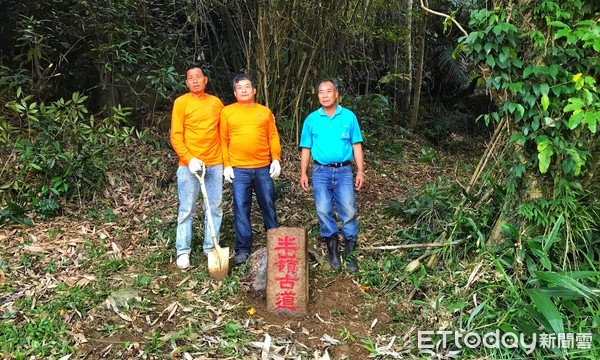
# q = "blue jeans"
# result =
<box><xmin>232</xmin><ymin>166</ymin><xmax>278</xmax><ymax>254</ymax></box>
<box><xmin>175</xmin><ymin>165</ymin><xmax>223</xmax><ymax>257</ymax></box>
<box><xmin>312</xmin><ymin>164</ymin><xmax>358</xmax><ymax>242</ymax></box>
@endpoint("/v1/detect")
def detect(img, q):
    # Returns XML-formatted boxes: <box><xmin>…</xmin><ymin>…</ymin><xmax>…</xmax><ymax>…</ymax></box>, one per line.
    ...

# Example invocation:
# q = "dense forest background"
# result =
<box><xmin>0</xmin><ymin>0</ymin><xmax>599</xmax><ymax>358</ymax></box>
<box><xmin>0</xmin><ymin>0</ymin><xmax>484</xmax><ymax>131</ymax></box>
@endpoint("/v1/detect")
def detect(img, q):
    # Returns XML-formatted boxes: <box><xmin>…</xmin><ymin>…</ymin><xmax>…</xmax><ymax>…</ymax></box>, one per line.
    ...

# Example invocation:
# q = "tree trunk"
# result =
<box><xmin>403</xmin><ymin>0</ymin><xmax>413</xmax><ymax>118</ymax></box>
<box><xmin>409</xmin><ymin>10</ymin><xmax>426</xmax><ymax>129</ymax></box>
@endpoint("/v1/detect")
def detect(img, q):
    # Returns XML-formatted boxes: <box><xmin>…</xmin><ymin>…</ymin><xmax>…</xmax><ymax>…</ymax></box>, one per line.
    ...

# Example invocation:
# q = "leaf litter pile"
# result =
<box><xmin>0</xmin><ymin>118</ymin><xmax>490</xmax><ymax>359</ymax></box>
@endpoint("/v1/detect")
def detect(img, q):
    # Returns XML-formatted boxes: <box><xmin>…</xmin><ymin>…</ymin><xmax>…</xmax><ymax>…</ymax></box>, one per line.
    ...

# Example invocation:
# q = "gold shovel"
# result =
<box><xmin>194</xmin><ymin>165</ymin><xmax>229</xmax><ymax>280</ymax></box>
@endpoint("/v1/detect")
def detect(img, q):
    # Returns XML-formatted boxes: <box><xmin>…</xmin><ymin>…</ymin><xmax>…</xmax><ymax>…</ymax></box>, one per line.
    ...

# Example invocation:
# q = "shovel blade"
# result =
<box><xmin>207</xmin><ymin>246</ymin><xmax>230</xmax><ymax>280</ymax></box>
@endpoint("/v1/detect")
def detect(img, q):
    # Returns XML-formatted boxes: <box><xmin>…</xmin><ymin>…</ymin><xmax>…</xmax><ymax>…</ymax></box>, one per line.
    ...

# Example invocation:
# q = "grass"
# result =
<box><xmin>1</xmin><ymin>121</ymin><xmax>598</xmax><ymax>359</ymax></box>
<box><xmin>0</xmin><ymin>315</ymin><xmax>74</xmax><ymax>358</ymax></box>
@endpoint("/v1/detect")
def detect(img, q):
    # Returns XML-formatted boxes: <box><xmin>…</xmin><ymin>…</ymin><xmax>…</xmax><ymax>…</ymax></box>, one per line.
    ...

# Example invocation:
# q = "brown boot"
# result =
<box><xmin>344</xmin><ymin>240</ymin><xmax>358</xmax><ymax>273</ymax></box>
<box><xmin>323</xmin><ymin>236</ymin><xmax>341</xmax><ymax>270</ymax></box>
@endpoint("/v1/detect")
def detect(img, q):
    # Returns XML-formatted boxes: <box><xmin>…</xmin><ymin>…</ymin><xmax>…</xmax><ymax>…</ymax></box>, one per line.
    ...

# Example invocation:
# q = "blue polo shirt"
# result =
<box><xmin>299</xmin><ymin>105</ymin><xmax>363</xmax><ymax>164</ymax></box>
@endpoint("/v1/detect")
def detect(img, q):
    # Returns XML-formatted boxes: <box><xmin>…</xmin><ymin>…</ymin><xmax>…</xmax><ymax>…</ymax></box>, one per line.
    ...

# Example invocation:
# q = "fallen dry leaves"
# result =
<box><xmin>0</xmin><ymin>125</ymin><xmax>485</xmax><ymax>358</ymax></box>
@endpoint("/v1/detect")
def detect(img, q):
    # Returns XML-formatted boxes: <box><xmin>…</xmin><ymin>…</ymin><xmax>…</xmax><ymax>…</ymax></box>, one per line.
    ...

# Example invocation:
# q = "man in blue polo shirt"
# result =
<box><xmin>299</xmin><ymin>78</ymin><xmax>365</xmax><ymax>273</ymax></box>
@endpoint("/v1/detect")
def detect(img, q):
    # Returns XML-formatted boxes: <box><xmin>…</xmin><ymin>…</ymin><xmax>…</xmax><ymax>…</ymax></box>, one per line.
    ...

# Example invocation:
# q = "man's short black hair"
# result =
<box><xmin>186</xmin><ymin>63</ymin><xmax>207</xmax><ymax>76</ymax></box>
<box><xmin>233</xmin><ymin>74</ymin><xmax>255</xmax><ymax>89</ymax></box>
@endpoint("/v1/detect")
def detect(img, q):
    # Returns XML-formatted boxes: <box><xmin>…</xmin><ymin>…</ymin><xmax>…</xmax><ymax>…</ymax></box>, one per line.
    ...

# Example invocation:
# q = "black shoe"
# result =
<box><xmin>234</xmin><ymin>252</ymin><xmax>249</xmax><ymax>265</ymax></box>
<box><xmin>323</xmin><ymin>236</ymin><xmax>341</xmax><ymax>270</ymax></box>
<box><xmin>344</xmin><ymin>240</ymin><xmax>358</xmax><ymax>273</ymax></box>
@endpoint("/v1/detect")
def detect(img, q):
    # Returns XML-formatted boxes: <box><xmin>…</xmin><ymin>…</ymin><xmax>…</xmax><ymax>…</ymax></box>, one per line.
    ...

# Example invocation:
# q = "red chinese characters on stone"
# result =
<box><xmin>273</xmin><ymin>236</ymin><xmax>300</xmax><ymax>311</ymax></box>
<box><xmin>275</xmin><ymin>291</ymin><xmax>297</xmax><ymax>311</ymax></box>
<box><xmin>273</xmin><ymin>235</ymin><xmax>300</xmax><ymax>273</ymax></box>
<box><xmin>275</xmin><ymin>273</ymin><xmax>299</xmax><ymax>289</ymax></box>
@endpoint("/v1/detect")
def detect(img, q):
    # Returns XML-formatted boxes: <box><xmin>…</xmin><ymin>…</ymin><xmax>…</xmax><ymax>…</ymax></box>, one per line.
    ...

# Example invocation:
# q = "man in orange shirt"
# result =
<box><xmin>170</xmin><ymin>64</ymin><xmax>224</xmax><ymax>270</ymax></box>
<box><xmin>220</xmin><ymin>74</ymin><xmax>281</xmax><ymax>265</ymax></box>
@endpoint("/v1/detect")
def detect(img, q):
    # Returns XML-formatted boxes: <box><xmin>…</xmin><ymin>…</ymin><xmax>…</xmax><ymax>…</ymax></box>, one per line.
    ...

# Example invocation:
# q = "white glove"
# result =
<box><xmin>188</xmin><ymin>158</ymin><xmax>203</xmax><ymax>174</ymax></box>
<box><xmin>223</xmin><ymin>166</ymin><xmax>235</xmax><ymax>183</ymax></box>
<box><xmin>269</xmin><ymin>160</ymin><xmax>281</xmax><ymax>179</ymax></box>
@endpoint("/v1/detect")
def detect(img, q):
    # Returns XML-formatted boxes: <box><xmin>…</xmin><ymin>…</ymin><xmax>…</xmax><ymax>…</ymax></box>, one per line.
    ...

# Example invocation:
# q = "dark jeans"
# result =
<box><xmin>232</xmin><ymin>166</ymin><xmax>278</xmax><ymax>254</ymax></box>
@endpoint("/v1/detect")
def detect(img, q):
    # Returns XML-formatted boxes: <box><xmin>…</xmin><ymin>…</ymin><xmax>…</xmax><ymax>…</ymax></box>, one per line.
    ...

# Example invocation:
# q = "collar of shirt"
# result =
<box><xmin>318</xmin><ymin>105</ymin><xmax>343</xmax><ymax>118</ymax></box>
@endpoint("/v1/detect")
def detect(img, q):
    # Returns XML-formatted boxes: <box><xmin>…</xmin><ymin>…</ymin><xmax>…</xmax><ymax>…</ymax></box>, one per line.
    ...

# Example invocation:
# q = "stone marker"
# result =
<box><xmin>266</xmin><ymin>227</ymin><xmax>308</xmax><ymax>315</ymax></box>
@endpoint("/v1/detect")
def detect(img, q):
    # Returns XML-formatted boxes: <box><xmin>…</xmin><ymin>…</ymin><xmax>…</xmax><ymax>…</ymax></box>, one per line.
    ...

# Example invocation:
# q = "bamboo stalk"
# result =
<box><xmin>427</xmin><ymin>118</ymin><xmax>508</xmax><ymax>268</ymax></box>
<box><xmin>363</xmin><ymin>240</ymin><xmax>463</xmax><ymax>250</ymax></box>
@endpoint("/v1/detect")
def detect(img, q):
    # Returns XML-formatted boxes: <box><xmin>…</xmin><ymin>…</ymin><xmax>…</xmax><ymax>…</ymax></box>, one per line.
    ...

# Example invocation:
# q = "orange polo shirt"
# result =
<box><xmin>170</xmin><ymin>92</ymin><xmax>224</xmax><ymax>167</ymax></box>
<box><xmin>220</xmin><ymin>102</ymin><xmax>281</xmax><ymax>168</ymax></box>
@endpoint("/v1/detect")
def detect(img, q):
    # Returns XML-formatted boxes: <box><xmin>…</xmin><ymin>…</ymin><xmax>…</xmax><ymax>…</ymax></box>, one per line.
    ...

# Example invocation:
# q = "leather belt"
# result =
<box><xmin>314</xmin><ymin>160</ymin><xmax>351</xmax><ymax>168</ymax></box>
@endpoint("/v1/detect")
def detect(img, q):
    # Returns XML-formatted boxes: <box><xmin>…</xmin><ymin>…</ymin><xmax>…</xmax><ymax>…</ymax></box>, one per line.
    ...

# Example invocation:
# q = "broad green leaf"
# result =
<box><xmin>538</xmin><ymin>287</ymin><xmax>588</xmax><ymax>298</ymax></box>
<box><xmin>486</xmin><ymin>54</ymin><xmax>496</xmax><ymax>68</ymax></box>
<box><xmin>540</xmin><ymin>256</ymin><xmax>552</xmax><ymax>271</ymax></box>
<box><xmin>548</xmin><ymin>65</ymin><xmax>559</xmax><ymax>79</ymax></box>
<box><xmin>532</xmin><ymin>116</ymin><xmax>540</xmax><ymax>131</ymax></box>
<box><xmin>536</xmin><ymin>138</ymin><xmax>550</xmax><ymax>152</ymax></box>
<box><xmin>568</xmin><ymin>111</ymin><xmax>584</xmax><ymax>129</ymax></box>
<box><xmin>501</xmin><ymin>222</ymin><xmax>519</xmax><ymax>238</ymax></box>
<box><xmin>509</xmin><ymin>133</ymin><xmax>526</xmax><ymax>145</ymax></box>
<box><xmin>543</xmin><ymin>214</ymin><xmax>563</xmax><ymax>252</ymax></box>
<box><xmin>538</xmin><ymin>147</ymin><xmax>553</xmax><ymax>174</ymax></box>
<box><xmin>492</xmin><ymin>24</ymin><xmax>503</xmax><ymax>36</ymax></box>
<box><xmin>516</xmin><ymin>104</ymin><xmax>525</xmax><ymax>117</ymax></box>
<box><xmin>534</xmin><ymin>271</ymin><xmax>596</xmax><ymax>299</ymax></box>
<box><xmin>583</xmin><ymin>89</ymin><xmax>593</xmax><ymax>105</ymax></box>
<box><xmin>523</xmin><ymin>305</ymin><xmax>555</xmax><ymax>335</ymax></box>
<box><xmin>583</xmin><ymin>111</ymin><xmax>598</xmax><ymax>133</ymax></box>
<box><xmin>466</xmin><ymin>31</ymin><xmax>480</xmax><ymax>44</ymax></box>
<box><xmin>498</xmin><ymin>52</ymin><xmax>507</xmax><ymax>64</ymax></box>
<box><xmin>512</xmin><ymin>59</ymin><xmax>523</xmax><ymax>68</ymax></box>
<box><xmin>544</xmin><ymin>117</ymin><xmax>556</xmax><ymax>127</ymax></box>
<box><xmin>527</xmin><ymin>289</ymin><xmax>564</xmax><ymax>333</ymax></box>
<box><xmin>548</xmin><ymin>21</ymin><xmax>569</xmax><ymax>29</ymax></box>
<box><xmin>466</xmin><ymin>300</ymin><xmax>487</xmax><ymax>330</ymax></box>
<box><xmin>524</xmin><ymin>94</ymin><xmax>536</xmax><ymax>108</ymax></box>
<box><xmin>541</xmin><ymin>94</ymin><xmax>550</xmax><ymax>111</ymax></box>
<box><xmin>565</xmin><ymin>149</ymin><xmax>584</xmax><ymax>175</ymax></box>
<box><xmin>562</xmin><ymin>271</ymin><xmax>600</xmax><ymax>280</ymax></box>
<box><xmin>484</xmin><ymin>42</ymin><xmax>493</xmax><ymax>54</ymax></box>
<box><xmin>564</xmin><ymin>98</ymin><xmax>585</xmax><ymax>113</ymax></box>
<box><xmin>506</xmin><ymin>102</ymin><xmax>516</xmax><ymax>114</ymax></box>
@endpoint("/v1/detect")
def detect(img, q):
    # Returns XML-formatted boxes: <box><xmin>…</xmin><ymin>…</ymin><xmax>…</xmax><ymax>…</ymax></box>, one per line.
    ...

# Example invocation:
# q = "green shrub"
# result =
<box><xmin>1</xmin><ymin>88</ymin><xmax>132</xmax><ymax>219</ymax></box>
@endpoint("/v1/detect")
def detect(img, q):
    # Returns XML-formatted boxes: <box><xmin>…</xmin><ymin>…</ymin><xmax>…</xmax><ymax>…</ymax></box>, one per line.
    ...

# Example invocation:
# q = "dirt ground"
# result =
<box><xmin>0</xmin><ymin>111</ymin><xmax>487</xmax><ymax>359</ymax></box>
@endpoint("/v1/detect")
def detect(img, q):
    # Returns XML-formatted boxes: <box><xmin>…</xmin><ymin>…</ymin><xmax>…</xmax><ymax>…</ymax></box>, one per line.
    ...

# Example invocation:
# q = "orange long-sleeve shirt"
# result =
<box><xmin>170</xmin><ymin>92</ymin><xmax>224</xmax><ymax>166</ymax></box>
<box><xmin>220</xmin><ymin>102</ymin><xmax>281</xmax><ymax>168</ymax></box>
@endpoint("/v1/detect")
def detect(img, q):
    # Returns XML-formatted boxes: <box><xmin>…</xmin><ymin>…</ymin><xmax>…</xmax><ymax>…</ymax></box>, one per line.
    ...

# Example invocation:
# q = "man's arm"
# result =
<box><xmin>267</xmin><ymin>111</ymin><xmax>281</xmax><ymax>162</ymax></box>
<box><xmin>299</xmin><ymin>147</ymin><xmax>311</xmax><ymax>191</ymax></box>
<box><xmin>170</xmin><ymin>99</ymin><xmax>193</xmax><ymax>164</ymax></box>
<box><xmin>219</xmin><ymin>109</ymin><xmax>231</xmax><ymax>167</ymax></box>
<box><xmin>352</xmin><ymin>143</ymin><xmax>365</xmax><ymax>190</ymax></box>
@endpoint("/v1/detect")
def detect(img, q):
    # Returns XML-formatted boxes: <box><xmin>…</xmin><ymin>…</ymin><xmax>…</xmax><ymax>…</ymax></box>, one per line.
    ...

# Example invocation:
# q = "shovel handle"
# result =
<box><xmin>193</xmin><ymin>166</ymin><xmax>221</xmax><ymax>254</ymax></box>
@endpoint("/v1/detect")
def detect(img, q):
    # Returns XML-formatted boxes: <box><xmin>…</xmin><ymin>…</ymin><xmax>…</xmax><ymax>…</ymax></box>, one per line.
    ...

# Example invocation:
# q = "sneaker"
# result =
<box><xmin>233</xmin><ymin>252</ymin><xmax>249</xmax><ymax>265</ymax></box>
<box><xmin>176</xmin><ymin>254</ymin><xmax>190</xmax><ymax>269</ymax></box>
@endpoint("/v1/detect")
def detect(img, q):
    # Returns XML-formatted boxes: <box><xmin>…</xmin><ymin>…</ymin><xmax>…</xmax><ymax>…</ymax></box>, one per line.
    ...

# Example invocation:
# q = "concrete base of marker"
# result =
<box><xmin>266</xmin><ymin>227</ymin><xmax>308</xmax><ymax>316</ymax></box>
